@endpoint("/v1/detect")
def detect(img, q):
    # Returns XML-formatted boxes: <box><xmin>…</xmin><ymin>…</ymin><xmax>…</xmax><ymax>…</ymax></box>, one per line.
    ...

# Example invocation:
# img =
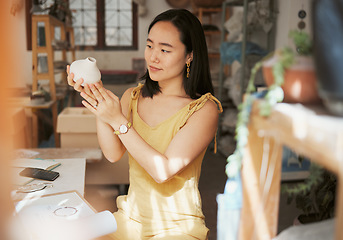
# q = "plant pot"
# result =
<box><xmin>262</xmin><ymin>56</ymin><xmax>321</xmax><ymax>104</ymax></box>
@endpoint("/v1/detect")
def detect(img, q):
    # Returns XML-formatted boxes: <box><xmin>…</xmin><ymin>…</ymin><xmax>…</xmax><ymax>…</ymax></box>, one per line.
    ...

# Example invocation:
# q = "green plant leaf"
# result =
<box><xmin>265</xmin><ymin>86</ymin><xmax>284</xmax><ymax>103</ymax></box>
<box><xmin>226</xmin><ymin>155</ymin><xmax>242</xmax><ymax>178</ymax></box>
<box><xmin>289</xmin><ymin>30</ymin><xmax>313</xmax><ymax>56</ymax></box>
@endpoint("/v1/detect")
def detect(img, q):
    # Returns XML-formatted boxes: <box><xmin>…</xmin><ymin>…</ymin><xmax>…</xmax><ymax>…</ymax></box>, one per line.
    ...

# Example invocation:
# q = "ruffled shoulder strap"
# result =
<box><xmin>179</xmin><ymin>93</ymin><xmax>223</xmax><ymax>153</ymax></box>
<box><xmin>127</xmin><ymin>83</ymin><xmax>143</xmax><ymax>120</ymax></box>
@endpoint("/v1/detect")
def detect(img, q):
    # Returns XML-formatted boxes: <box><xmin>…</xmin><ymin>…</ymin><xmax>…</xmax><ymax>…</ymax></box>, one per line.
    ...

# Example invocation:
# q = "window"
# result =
<box><xmin>70</xmin><ymin>0</ymin><xmax>98</xmax><ymax>46</ymax></box>
<box><xmin>70</xmin><ymin>0</ymin><xmax>138</xmax><ymax>50</ymax></box>
<box><xmin>26</xmin><ymin>0</ymin><xmax>138</xmax><ymax>50</ymax></box>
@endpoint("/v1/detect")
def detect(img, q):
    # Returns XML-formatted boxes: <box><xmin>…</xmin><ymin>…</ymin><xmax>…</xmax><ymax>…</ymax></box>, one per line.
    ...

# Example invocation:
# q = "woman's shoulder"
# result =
<box><xmin>190</xmin><ymin>93</ymin><xmax>223</xmax><ymax>114</ymax></box>
<box><xmin>197</xmin><ymin>97</ymin><xmax>221</xmax><ymax>118</ymax></box>
<box><xmin>120</xmin><ymin>84</ymin><xmax>143</xmax><ymax>112</ymax></box>
<box><xmin>121</xmin><ymin>83</ymin><xmax>143</xmax><ymax>101</ymax></box>
<box><xmin>182</xmin><ymin>93</ymin><xmax>220</xmax><ymax>133</ymax></box>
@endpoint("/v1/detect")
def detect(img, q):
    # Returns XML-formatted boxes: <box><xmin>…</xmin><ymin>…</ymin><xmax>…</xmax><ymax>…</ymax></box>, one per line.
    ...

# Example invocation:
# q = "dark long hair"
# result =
<box><xmin>141</xmin><ymin>9</ymin><xmax>213</xmax><ymax>99</ymax></box>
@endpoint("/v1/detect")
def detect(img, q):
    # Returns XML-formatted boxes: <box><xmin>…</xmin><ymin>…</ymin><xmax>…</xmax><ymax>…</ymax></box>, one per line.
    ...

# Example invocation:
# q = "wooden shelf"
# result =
<box><xmin>225</xmin><ymin>0</ymin><xmax>255</xmax><ymax>6</ymax></box>
<box><xmin>208</xmin><ymin>52</ymin><xmax>220</xmax><ymax>58</ymax></box>
<box><xmin>194</xmin><ymin>6</ymin><xmax>230</xmax><ymax>71</ymax></box>
<box><xmin>239</xmin><ymin>101</ymin><xmax>343</xmax><ymax>240</ymax></box>
<box><xmin>193</xmin><ymin>7</ymin><xmax>222</xmax><ymax>15</ymax></box>
<box><xmin>31</xmin><ymin>15</ymin><xmax>75</xmax><ymax>148</ymax></box>
<box><xmin>204</xmin><ymin>30</ymin><xmax>221</xmax><ymax>36</ymax></box>
<box><xmin>23</xmin><ymin>100</ymin><xmax>55</xmax><ymax>109</ymax></box>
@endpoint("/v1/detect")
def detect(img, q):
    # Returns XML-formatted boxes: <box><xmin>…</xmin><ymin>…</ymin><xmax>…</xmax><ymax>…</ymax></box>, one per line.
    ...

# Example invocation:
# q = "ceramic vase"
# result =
<box><xmin>70</xmin><ymin>57</ymin><xmax>101</xmax><ymax>86</ymax></box>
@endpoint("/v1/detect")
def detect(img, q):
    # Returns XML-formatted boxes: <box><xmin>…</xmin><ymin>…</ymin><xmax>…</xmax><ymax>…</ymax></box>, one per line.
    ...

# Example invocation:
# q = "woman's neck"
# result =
<box><xmin>158</xmin><ymin>80</ymin><xmax>188</xmax><ymax>98</ymax></box>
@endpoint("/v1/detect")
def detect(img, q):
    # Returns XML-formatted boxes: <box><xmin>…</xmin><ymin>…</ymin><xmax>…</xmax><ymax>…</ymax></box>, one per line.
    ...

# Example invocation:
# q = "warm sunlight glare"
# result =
<box><xmin>243</xmin><ymin>145</ymin><xmax>274</xmax><ymax>239</ymax></box>
<box><xmin>290</xmin><ymin>78</ymin><xmax>302</xmax><ymax>99</ymax></box>
<box><xmin>153</xmin><ymin>155</ymin><xmax>169</xmax><ymax>181</ymax></box>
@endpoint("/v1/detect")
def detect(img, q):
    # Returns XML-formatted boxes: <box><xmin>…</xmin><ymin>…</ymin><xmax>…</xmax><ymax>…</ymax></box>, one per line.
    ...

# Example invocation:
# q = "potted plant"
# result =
<box><xmin>225</xmin><ymin>29</ymin><xmax>318</xmax><ymax>178</ymax></box>
<box><xmin>282</xmin><ymin>163</ymin><xmax>336</xmax><ymax>224</ymax></box>
<box><xmin>48</xmin><ymin>0</ymin><xmax>73</xmax><ymax>25</ymax></box>
<box><xmin>262</xmin><ymin>30</ymin><xmax>320</xmax><ymax>105</ymax></box>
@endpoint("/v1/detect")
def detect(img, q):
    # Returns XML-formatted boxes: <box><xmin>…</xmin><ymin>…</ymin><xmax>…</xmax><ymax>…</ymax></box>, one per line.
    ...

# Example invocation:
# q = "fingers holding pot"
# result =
<box><xmin>66</xmin><ymin>65</ymin><xmax>85</xmax><ymax>92</ymax></box>
<box><xmin>66</xmin><ymin>65</ymin><xmax>75</xmax><ymax>86</ymax></box>
<box><xmin>80</xmin><ymin>91</ymin><xmax>98</xmax><ymax>109</ymax></box>
<box><xmin>89</xmin><ymin>84</ymin><xmax>106</xmax><ymax>104</ymax></box>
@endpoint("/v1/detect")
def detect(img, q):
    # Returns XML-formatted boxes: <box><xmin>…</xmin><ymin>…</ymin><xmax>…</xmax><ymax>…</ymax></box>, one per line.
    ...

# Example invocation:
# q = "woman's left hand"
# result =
<box><xmin>80</xmin><ymin>83</ymin><xmax>123</xmax><ymax>125</ymax></box>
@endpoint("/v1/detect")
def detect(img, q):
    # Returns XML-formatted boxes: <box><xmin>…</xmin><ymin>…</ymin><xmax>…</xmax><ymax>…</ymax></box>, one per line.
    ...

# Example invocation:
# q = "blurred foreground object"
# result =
<box><xmin>313</xmin><ymin>0</ymin><xmax>343</xmax><ymax>115</ymax></box>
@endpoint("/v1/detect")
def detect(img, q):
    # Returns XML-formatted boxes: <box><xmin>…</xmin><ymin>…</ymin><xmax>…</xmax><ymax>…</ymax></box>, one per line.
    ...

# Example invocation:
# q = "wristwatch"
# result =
<box><xmin>114</xmin><ymin>122</ymin><xmax>132</xmax><ymax>135</ymax></box>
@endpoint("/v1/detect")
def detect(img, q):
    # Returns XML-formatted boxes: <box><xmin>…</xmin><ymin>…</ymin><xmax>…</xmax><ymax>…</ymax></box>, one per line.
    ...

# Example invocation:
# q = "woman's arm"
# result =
<box><xmin>83</xmin><ymin>83</ymin><xmax>219</xmax><ymax>183</ymax></box>
<box><xmin>67</xmin><ymin>64</ymin><xmax>132</xmax><ymax>162</ymax></box>
<box><xmin>81</xmin><ymin>86</ymin><xmax>134</xmax><ymax>163</ymax></box>
<box><xmin>119</xmin><ymin>100</ymin><xmax>218</xmax><ymax>183</ymax></box>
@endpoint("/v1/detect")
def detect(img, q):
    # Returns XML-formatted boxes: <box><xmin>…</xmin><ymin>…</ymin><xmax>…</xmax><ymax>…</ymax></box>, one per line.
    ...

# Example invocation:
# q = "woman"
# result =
<box><xmin>67</xmin><ymin>9</ymin><xmax>222</xmax><ymax>240</ymax></box>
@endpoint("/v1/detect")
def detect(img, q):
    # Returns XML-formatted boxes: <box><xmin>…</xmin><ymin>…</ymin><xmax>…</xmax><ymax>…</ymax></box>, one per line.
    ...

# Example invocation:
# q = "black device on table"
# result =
<box><xmin>19</xmin><ymin>167</ymin><xmax>60</xmax><ymax>181</ymax></box>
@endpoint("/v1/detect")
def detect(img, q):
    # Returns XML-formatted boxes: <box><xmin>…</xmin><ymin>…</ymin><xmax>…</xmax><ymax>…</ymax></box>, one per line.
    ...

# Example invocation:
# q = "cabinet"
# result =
<box><xmin>31</xmin><ymin>15</ymin><xmax>75</xmax><ymax>147</ymax></box>
<box><xmin>239</xmin><ymin>101</ymin><xmax>343</xmax><ymax>239</ymax></box>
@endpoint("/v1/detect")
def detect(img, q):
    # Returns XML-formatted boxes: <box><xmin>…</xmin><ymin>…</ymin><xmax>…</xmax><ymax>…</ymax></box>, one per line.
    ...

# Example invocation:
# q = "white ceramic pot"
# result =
<box><xmin>70</xmin><ymin>57</ymin><xmax>101</xmax><ymax>85</ymax></box>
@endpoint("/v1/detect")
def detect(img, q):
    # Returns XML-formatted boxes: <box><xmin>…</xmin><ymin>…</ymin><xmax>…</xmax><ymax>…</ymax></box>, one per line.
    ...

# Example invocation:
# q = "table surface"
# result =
<box><xmin>13</xmin><ymin>158</ymin><xmax>86</xmax><ymax>201</ymax></box>
<box><xmin>30</xmin><ymin>148</ymin><xmax>103</xmax><ymax>163</ymax></box>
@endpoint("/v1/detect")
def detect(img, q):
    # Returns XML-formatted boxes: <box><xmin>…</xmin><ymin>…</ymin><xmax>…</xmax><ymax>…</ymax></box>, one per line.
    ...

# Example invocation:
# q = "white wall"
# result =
<box><xmin>11</xmin><ymin>1</ymin><xmax>31</xmax><ymax>88</ymax></box>
<box><xmin>14</xmin><ymin>0</ymin><xmax>185</xmax><ymax>88</ymax></box>
<box><xmin>275</xmin><ymin>0</ymin><xmax>313</xmax><ymax>49</ymax></box>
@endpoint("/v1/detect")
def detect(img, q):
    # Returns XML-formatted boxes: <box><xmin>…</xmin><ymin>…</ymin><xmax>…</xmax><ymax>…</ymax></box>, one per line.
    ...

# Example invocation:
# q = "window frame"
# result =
<box><xmin>25</xmin><ymin>0</ymin><xmax>138</xmax><ymax>51</ymax></box>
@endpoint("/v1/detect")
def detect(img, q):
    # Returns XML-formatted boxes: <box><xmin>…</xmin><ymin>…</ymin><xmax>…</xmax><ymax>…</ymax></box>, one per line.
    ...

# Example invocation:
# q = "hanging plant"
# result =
<box><xmin>225</xmin><ymin>30</ymin><xmax>314</xmax><ymax>178</ymax></box>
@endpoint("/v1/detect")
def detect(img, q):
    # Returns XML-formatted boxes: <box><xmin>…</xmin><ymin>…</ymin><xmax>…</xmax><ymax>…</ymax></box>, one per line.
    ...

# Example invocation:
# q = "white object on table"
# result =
<box><xmin>12</xmin><ymin>191</ymin><xmax>117</xmax><ymax>240</ymax></box>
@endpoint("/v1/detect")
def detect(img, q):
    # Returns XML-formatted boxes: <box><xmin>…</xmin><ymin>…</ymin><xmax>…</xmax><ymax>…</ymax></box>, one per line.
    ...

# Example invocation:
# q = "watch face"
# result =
<box><xmin>119</xmin><ymin>124</ymin><xmax>128</xmax><ymax>134</ymax></box>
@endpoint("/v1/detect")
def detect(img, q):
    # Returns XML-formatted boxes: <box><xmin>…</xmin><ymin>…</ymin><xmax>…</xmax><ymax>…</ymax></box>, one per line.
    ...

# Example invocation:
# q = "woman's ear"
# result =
<box><xmin>187</xmin><ymin>51</ymin><xmax>193</xmax><ymax>64</ymax></box>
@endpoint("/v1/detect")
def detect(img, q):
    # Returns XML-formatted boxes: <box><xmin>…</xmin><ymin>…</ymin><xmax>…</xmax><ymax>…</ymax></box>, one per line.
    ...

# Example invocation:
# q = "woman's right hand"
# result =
<box><xmin>67</xmin><ymin>65</ymin><xmax>84</xmax><ymax>92</ymax></box>
<box><xmin>67</xmin><ymin>65</ymin><xmax>96</xmax><ymax>99</ymax></box>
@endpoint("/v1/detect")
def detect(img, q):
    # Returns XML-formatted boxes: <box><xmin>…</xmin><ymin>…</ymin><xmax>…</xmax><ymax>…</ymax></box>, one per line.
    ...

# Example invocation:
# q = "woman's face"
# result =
<box><xmin>145</xmin><ymin>21</ymin><xmax>191</xmax><ymax>85</ymax></box>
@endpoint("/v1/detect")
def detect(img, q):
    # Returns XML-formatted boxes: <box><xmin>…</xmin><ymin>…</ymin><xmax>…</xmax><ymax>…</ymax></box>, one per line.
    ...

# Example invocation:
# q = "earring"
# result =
<box><xmin>186</xmin><ymin>62</ymin><xmax>190</xmax><ymax>78</ymax></box>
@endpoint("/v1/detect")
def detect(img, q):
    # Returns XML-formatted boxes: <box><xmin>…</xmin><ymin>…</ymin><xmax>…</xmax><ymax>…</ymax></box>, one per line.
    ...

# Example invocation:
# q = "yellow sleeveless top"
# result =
<box><xmin>113</xmin><ymin>84</ymin><xmax>223</xmax><ymax>239</ymax></box>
